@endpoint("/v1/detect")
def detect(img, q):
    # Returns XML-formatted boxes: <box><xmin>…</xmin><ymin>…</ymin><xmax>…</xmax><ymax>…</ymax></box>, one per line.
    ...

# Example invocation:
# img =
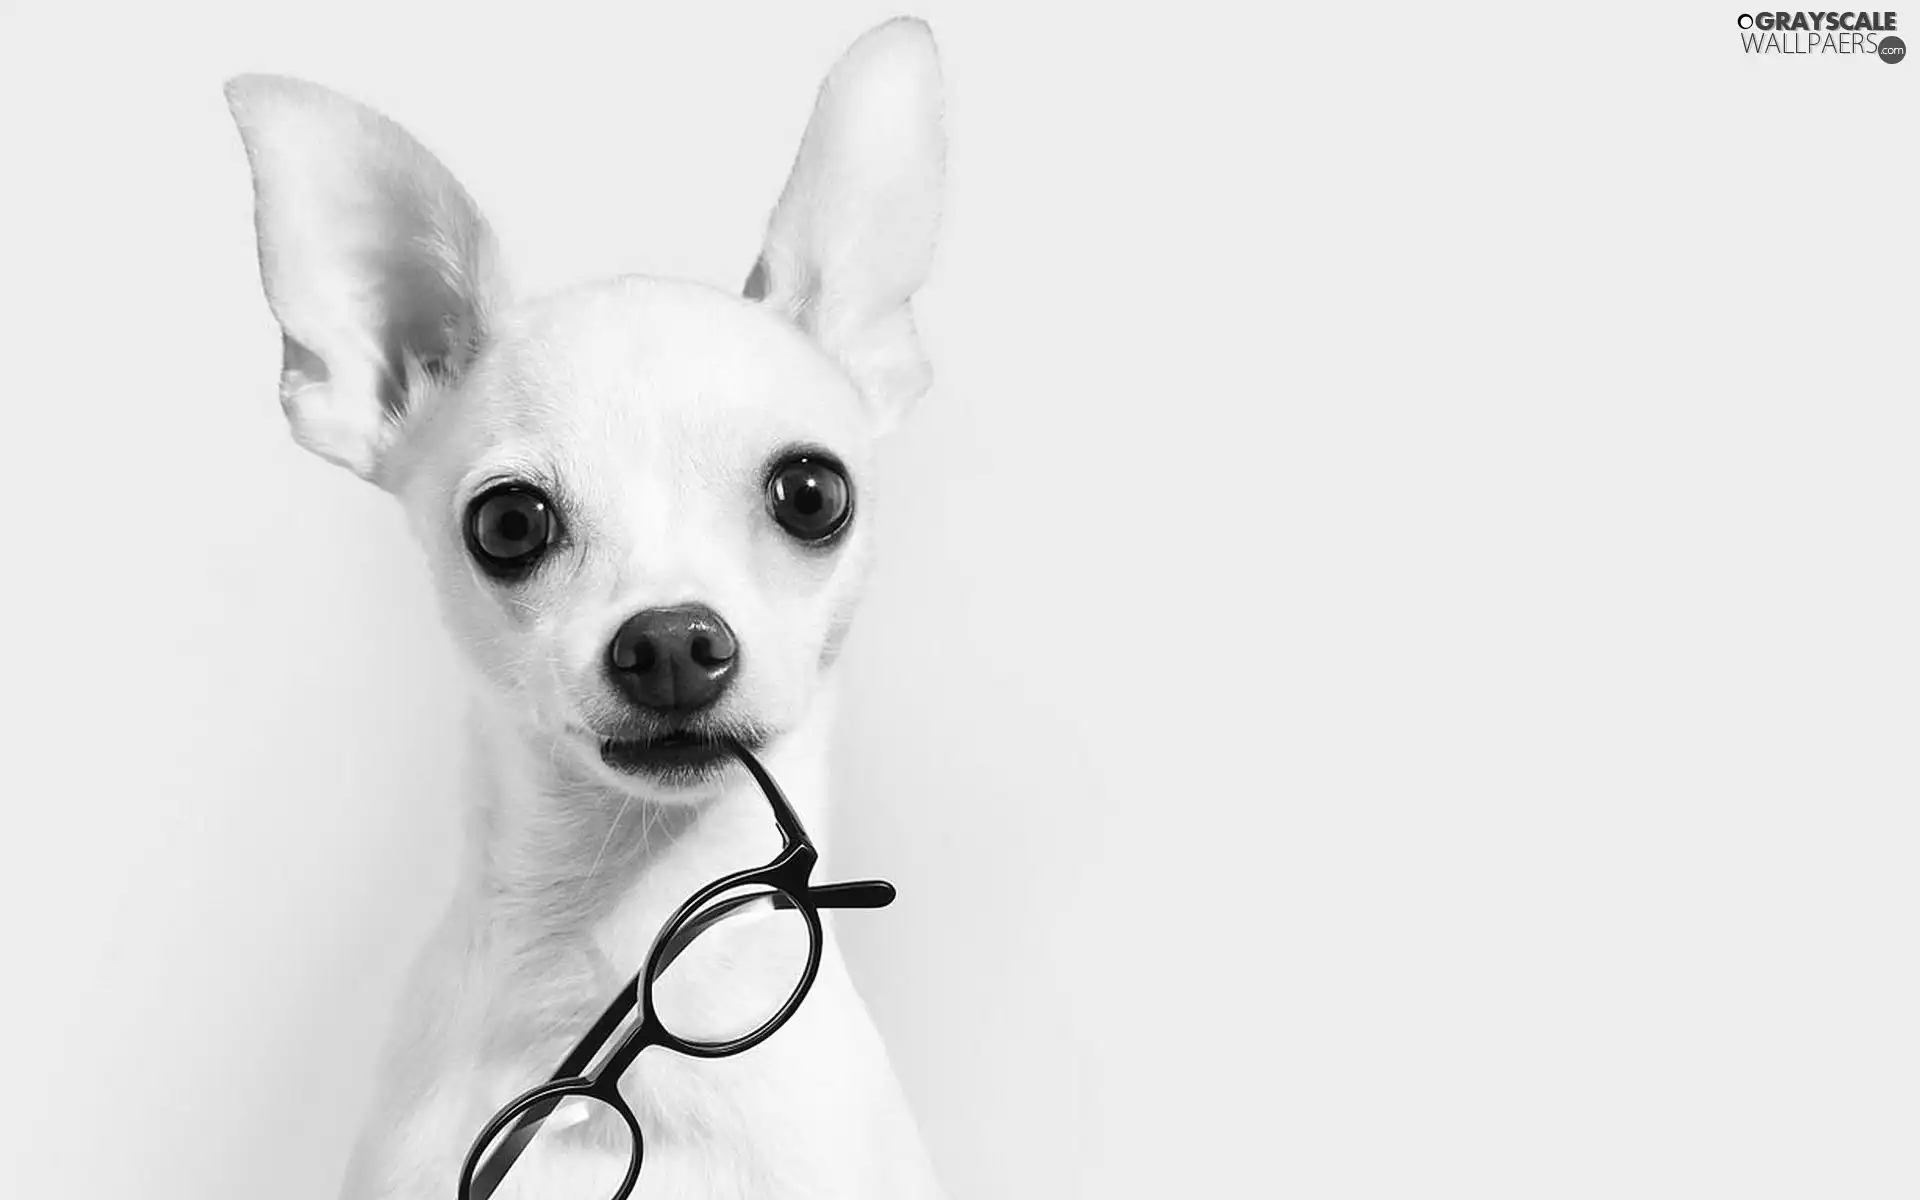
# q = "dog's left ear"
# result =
<box><xmin>747</xmin><ymin>18</ymin><xmax>945</xmax><ymax>429</ymax></box>
<box><xmin>225</xmin><ymin>75</ymin><xmax>505</xmax><ymax>484</ymax></box>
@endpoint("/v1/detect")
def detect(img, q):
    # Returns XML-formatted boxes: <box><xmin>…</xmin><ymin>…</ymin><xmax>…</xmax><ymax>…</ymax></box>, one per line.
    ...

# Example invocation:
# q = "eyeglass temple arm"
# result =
<box><xmin>649</xmin><ymin>879</ymin><xmax>897</xmax><ymax>979</ymax></box>
<box><xmin>809</xmin><ymin>879</ymin><xmax>897</xmax><ymax>909</ymax></box>
<box><xmin>560</xmin><ymin>741</ymin><xmax>859</xmax><ymax>1033</ymax></box>
<box><xmin>723</xmin><ymin>736</ymin><xmax>812</xmax><ymax>847</ymax></box>
<box><xmin>468</xmin><ymin>748</ymin><xmax>883</xmax><ymax>1200</ymax></box>
<box><xmin>469</xmin><ymin>877</ymin><xmax>900</xmax><ymax>1199</ymax></box>
<box><xmin>522</xmin><ymin>736</ymin><xmax>796</xmax><ymax>1077</ymax></box>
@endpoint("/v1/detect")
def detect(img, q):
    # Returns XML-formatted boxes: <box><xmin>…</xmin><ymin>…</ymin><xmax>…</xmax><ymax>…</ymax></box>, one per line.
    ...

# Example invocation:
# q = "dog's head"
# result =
<box><xmin>227</xmin><ymin>21</ymin><xmax>942</xmax><ymax>800</ymax></box>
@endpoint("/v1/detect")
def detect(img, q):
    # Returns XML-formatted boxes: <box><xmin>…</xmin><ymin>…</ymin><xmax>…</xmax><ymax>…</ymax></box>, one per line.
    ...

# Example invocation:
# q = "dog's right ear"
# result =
<box><xmin>225</xmin><ymin>76</ymin><xmax>504</xmax><ymax>484</ymax></box>
<box><xmin>746</xmin><ymin>19</ymin><xmax>945</xmax><ymax>432</ymax></box>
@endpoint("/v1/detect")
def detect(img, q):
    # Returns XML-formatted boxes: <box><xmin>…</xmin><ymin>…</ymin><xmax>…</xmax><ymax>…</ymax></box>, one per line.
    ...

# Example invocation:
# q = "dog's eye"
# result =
<box><xmin>767</xmin><ymin>455</ymin><xmax>853</xmax><ymax>543</ymax></box>
<box><xmin>464</xmin><ymin>484</ymin><xmax>555</xmax><ymax>577</ymax></box>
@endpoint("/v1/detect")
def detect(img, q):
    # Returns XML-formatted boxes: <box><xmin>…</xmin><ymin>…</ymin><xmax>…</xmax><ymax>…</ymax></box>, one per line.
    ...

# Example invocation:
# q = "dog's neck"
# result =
<box><xmin>452</xmin><ymin>689</ymin><xmax>840</xmax><ymax>990</ymax></box>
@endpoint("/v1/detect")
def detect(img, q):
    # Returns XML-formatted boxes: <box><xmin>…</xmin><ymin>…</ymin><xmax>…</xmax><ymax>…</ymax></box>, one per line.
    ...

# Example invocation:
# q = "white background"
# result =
<box><xmin>0</xmin><ymin>2</ymin><xmax>1914</xmax><ymax>1196</ymax></box>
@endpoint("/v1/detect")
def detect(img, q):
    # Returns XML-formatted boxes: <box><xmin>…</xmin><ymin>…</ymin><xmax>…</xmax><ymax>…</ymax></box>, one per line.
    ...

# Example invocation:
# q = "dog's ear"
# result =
<box><xmin>225</xmin><ymin>76</ymin><xmax>504</xmax><ymax>483</ymax></box>
<box><xmin>746</xmin><ymin>18</ymin><xmax>945</xmax><ymax>429</ymax></box>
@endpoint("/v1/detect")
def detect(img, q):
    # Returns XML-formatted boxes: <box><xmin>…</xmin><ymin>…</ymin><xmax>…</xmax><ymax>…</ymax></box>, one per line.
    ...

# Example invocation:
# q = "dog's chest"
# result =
<box><xmin>479</xmin><ymin>1003</ymin><xmax>837</xmax><ymax>1200</ymax></box>
<box><xmin>495</xmin><ymin>876</ymin><xmax>831</xmax><ymax>1185</ymax></box>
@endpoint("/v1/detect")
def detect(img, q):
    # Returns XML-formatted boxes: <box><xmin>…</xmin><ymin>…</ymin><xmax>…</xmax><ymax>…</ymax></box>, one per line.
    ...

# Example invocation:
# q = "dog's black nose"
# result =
<box><xmin>606</xmin><ymin>604</ymin><xmax>739</xmax><ymax>714</ymax></box>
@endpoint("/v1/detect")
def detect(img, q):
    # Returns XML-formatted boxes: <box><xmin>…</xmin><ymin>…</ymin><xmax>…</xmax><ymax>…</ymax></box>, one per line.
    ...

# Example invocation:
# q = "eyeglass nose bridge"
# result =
<box><xmin>459</xmin><ymin>739</ymin><xmax>895</xmax><ymax>1200</ymax></box>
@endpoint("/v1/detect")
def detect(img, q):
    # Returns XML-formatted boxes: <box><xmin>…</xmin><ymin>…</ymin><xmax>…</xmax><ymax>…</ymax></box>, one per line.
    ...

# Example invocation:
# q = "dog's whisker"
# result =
<box><xmin>575</xmin><ymin>791</ymin><xmax>632</xmax><ymax>903</ymax></box>
<box><xmin>223</xmin><ymin>20</ymin><xmax>948</xmax><ymax>1185</ymax></box>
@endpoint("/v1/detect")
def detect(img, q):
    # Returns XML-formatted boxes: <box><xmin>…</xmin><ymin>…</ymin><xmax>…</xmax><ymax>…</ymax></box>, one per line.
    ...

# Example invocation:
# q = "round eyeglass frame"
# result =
<box><xmin>457</xmin><ymin>738</ymin><xmax>895</xmax><ymax>1200</ymax></box>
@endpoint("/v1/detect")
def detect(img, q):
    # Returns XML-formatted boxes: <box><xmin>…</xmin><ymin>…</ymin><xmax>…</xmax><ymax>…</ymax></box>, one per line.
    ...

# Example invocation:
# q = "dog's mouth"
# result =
<box><xmin>601</xmin><ymin>729</ymin><xmax>728</xmax><ymax>775</ymax></box>
<box><xmin>594</xmin><ymin>724</ymin><xmax>765</xmax><ymax>786</ymax></box>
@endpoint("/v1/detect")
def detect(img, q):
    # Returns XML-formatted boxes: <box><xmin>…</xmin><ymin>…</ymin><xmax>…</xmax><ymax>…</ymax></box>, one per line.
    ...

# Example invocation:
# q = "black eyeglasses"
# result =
<box><xmin>457</xmin><ymin>737</ymin><xmax>896</xmax><ymax>1200</ymax></box>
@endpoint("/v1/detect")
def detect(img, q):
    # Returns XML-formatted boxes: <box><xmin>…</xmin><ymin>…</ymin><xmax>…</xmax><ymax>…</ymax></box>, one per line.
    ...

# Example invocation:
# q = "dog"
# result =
<box><xmin>225</xmin><ymin>18</ymin><xmax>947</xmax><ymax>1199</ymax></box>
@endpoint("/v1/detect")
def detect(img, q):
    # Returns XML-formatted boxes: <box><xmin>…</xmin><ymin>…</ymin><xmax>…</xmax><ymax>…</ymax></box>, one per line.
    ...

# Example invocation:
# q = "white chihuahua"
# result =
<box><xmin>226</xmin><ymin>19</ymin><xmax>947</xmax><ymax>1200</ymax></box>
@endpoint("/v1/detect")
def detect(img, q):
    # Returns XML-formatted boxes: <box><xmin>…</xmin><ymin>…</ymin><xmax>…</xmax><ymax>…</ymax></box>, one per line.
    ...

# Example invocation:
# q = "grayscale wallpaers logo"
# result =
<box><xmin>1736</xmin><ymin>11</ymin><xmax>1904</xmax><ymax>58</ymax></box>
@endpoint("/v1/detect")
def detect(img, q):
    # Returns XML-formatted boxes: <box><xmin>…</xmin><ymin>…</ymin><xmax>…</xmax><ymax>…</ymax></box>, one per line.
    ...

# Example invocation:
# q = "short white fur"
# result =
<box><xmin>226</xmin><ymin>18</ymin><xmax>947</xmax><ymax>1200</ymax></box>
